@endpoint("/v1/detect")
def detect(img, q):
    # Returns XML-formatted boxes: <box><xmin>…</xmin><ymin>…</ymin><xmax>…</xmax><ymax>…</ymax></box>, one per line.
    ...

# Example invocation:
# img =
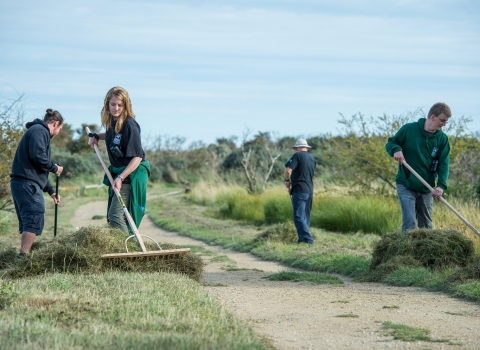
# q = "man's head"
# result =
<box><xmin>44</xmin><ymin>109</ymin><xmax>64</xmax><ymax>138</ymax></box>
<box><xmin>292</xmin><ymin>139</ymin><xmax>311</xmax><ymax>152</ymax></box>
<box><xmin>425</xmin><ymin>102</ymin><xmax>451</xmax><ymax>132</ymax></box>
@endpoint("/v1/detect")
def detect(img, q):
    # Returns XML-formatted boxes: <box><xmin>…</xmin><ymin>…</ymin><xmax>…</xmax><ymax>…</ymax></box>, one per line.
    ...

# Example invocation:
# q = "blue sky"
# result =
<box><xmin>1</xmin><ymin>0</ymin><xmax>479</xmax><ymax>146</ymax></box>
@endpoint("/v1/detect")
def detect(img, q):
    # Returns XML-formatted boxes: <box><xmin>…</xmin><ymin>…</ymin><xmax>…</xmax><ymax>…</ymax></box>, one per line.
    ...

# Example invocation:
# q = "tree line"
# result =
<box><xmin>1</xmin><ymin>94</ymin><xmax>479</xmax><ymax>213</ymax></box>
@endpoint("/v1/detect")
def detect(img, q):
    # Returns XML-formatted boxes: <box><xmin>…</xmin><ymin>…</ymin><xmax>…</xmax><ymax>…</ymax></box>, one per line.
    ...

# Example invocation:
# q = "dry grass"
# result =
<box><xmin>368</xmin><ymin>228</ymin><xmax>474</xmax><ymax>281</ymax></box>
<box><xmin>254</xmin><ymin>221</ymin><xmax>300</xmax><ymax>244</ymax></box>
<box><xmin>0</xmin><ymin>226</ymin><xmax>204</xmax><ymax>281</ymax></box>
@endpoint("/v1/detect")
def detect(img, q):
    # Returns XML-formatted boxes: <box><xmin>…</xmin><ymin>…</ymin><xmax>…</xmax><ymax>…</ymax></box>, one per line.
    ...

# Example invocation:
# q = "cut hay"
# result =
<box><xmin>368</xmin><ymin>228</ymin><xmax>474</xmax><ymax>281</ymax></box>
<box><xmin>448</xmin><ymin>255</ymin><xmax>480</xmax><ymax>283</ymax></box>
<box><xmin>0</xmin><ymin>226</ymin><xmax>204</xmax><ymax>281</ymax></box>
<box><xmin>254</xmin><ymin>221</ymin><xmax>299</xmax><ymax>244</ymax></box>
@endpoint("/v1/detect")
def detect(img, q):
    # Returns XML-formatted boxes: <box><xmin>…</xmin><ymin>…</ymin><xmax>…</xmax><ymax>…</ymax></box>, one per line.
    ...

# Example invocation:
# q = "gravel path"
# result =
<box><xmin>72</xmin><ymin>200</ymin><xmax>480</xmax><ymax>349</ymax></box>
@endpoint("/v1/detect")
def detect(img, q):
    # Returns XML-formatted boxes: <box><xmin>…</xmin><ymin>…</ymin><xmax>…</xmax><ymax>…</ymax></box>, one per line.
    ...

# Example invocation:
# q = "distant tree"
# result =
<box><xmin>240</xmin><ymin>130</ymin><xmax>282</xmax><ymax>194</ymax></box>
<box><xmin>0</xmin><ymin>94</ymin><xmax>25</xmax><ymax>211</ymax></box>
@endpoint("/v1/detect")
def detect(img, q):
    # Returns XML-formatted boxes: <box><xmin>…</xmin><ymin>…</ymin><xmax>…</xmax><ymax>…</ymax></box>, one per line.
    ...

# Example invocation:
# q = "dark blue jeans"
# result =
<box><xmin>10</xmin><ymin>180</ymin><xmax>45</xmax><ymax>236</ymax></box>
<box><xmin>291</xmin><ymin>192</ymin><xmax>314</xmax><ymax>244</ymax></box>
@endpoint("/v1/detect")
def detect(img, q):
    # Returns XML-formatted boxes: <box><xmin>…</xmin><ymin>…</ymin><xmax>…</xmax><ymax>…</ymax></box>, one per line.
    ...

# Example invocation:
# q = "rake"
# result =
<box><xmin>85</xmin><ymin>127</ymin><xmax>190</xmax><ymax>259</ymax></box>
<box><xmin>402</xmin><ymin>160</ymin><xmax>480</xmax><ymax>237</ymax></box>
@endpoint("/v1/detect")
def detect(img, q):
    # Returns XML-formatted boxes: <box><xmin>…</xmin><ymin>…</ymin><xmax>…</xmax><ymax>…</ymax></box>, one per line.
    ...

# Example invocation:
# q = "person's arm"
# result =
<box><xmin>88</xmin><ymin>132</ymin><xmax>106</xmax><ymax>149</ymax></box>
<box><xmin>29</xmin><ymin>129</ymin><xmax>59</xmax><ymax>174</ymax></box>
<box><xmin>113</xmin><ymin>156</ymin><xmax>142</xmax><ymax>190</ymax></box>
<box><xmin>386</xmin><ymin>126</ymin><xmax>407</xmax><ymax>163</ymax></box>
<box><xmin>284</xmin><ymin>167</ymin><xmax>292</xmax><ymax>189</ymax></box>
<box><xmin>433</xmin><ymin>139</ymin><xmax>451</xmax><ymax>198</ymax></box>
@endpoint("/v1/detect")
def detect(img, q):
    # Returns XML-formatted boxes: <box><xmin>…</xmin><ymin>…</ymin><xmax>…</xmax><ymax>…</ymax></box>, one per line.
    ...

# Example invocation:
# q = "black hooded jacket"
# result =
<box><xmin>10</xmin><ymin>119</ymin><xmax>58</xmax><ymax>195</ymax></box>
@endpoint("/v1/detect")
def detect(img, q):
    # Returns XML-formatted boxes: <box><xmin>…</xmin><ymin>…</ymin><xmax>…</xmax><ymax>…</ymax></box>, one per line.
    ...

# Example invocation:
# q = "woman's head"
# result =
<box><xmin>101</xmin><ymin>86</ymin><xmax>135</xmax><ymax>133</ymax></box>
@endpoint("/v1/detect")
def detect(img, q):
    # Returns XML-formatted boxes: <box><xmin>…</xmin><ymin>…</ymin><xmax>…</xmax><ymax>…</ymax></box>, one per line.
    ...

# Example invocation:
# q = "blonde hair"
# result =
<box><xmin>101</xmin><ymin>87</ymin><xmax>136</xmax><ymax>133</ymax></box>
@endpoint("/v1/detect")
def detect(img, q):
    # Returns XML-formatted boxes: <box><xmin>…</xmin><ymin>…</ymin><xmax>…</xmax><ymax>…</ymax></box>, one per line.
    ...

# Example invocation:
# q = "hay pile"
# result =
<box><xmin>0</xmin><ymin>226</ymin><xmax>203</xmax><ymax>281</ymax></box>
<box><xmin>368</xmin><ymin>228</ymin><xmax>474</xmax><ymax>281</ymax></box>
<box><xmin>255</xmin><ymin>221</ymin><xmax>304</xmax><ymax>244</ymax></box>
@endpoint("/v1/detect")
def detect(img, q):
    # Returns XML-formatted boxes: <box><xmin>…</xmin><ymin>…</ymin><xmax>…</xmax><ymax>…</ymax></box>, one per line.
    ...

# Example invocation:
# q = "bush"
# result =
<box><xmin>51</xmin><ymin>148</ymin><xmax>101</xmax><ymax>179</ymax></box>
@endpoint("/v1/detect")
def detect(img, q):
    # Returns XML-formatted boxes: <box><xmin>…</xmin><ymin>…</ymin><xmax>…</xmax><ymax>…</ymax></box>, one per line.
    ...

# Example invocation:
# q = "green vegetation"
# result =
<box><xmin>382</xmin><ymin>321</ymin><xmax>450</xmax><ymax>343</ymax></box>
<box><xmin>335</xmin><ymin>313</ymin><xmax>359</xmax><ymax>318</ymax></box>
<box><xmin>0</xmin><ymin>272</ymin><xmax>271</xmax><ymax>349</ymax></box>
<box><xmin>266</xmin><ymin>271</ymin><xmax>343</xmax><ymax>285</ymax></box>
<box><xmin>149</xmin><ymin>193</ymin><xmax>480</xmax><ymax>303</ymax></box>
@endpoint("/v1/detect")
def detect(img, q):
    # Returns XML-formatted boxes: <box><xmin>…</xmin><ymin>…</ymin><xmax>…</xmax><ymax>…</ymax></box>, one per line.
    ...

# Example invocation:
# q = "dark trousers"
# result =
<box><xmin>291</xmin><ymin>192</ymin><xmax>314</xmax><ymax>244</ymax></box>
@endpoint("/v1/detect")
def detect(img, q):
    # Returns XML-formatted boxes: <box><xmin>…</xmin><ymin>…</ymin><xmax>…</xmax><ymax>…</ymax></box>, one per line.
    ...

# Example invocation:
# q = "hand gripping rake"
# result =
<box><xmin>85</xmin><ymin>127</ymin><xmax>190</xmax><ymax>259</ymax></box>
<box><xmin>402</xmin><ymin>160</ymin><xmax>480</xmax><ymax>237</ymax></box>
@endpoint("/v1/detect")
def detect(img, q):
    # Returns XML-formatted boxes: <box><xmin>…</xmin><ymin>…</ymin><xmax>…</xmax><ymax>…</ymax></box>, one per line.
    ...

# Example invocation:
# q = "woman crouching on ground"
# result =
<box><xmin>88</xmin><ymin>86</ymin><xmax>150</xmax><ymax>234</ymax></box>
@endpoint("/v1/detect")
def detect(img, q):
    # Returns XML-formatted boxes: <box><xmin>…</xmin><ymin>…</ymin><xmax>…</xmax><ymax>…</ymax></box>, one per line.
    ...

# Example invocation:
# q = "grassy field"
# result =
<box><xmin>149</xmin><ymin>187</ymin><xmax>480</xmax><ymax>303</ymax></box>
<box><xmin>0</xmin><ymin>182</ymin><xmax>272</xmax><ymax>350</ymax></box>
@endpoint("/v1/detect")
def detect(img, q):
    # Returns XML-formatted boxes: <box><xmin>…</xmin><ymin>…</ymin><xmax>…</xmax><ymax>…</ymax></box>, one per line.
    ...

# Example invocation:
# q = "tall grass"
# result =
<box><xmin>311</xmin><ymin>194</ymin><xmax>401</xmax><ymax>234</ymax></box>
<box><xmin>191</xmin><ymin>182</ymin><xmax>480</xmax><ymax>241</ymax></box>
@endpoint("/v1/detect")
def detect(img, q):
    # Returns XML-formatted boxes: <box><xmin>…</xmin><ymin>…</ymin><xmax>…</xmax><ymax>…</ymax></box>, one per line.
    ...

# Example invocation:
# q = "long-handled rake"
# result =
<box><xmin>402</xmin><ymin>160</ymin><xmax>480</xmax><ymax>237</ymax></box>
<box><xmin>85</xmin><ymin>127</ymin><xmax>190</xmax><ymax>259</ymax></box>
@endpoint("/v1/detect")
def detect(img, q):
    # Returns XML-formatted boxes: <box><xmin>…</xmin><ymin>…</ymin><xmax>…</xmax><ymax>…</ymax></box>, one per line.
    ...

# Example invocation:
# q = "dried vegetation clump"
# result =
<box><xmin>0</xmin><ymin>226</ymin><xmax>203</xmax><ymax>281</ymax></box>
<box><xmin>368</xmin><ymin>228</ymin><xmax>475</xmax><ymax>281</ymax></box>
<box><xmin>254</xmin><ymin>221</ymin><xmax>309</xmax><ymax>244</ymax></box>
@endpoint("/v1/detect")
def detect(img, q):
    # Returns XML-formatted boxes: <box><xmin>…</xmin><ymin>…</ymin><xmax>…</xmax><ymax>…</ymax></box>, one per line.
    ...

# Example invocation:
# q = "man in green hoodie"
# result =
<box><xmin>386</xmin><ymin>102</ymin><xmax>451</xmax><ymax>233</ymax></box>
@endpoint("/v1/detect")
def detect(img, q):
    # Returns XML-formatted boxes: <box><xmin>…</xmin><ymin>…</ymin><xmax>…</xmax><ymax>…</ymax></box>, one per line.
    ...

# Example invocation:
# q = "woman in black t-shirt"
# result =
<box><xmin>88</xmin><ymin>87</ymin><xmax>150</xmax><ymax>234</ymax></box>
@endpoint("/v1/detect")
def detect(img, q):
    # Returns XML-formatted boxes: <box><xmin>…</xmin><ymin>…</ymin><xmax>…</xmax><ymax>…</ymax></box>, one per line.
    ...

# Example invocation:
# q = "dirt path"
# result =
<box><xmin>72</xmin><ymin>201</ymin><xmax>480</xmax><ymax>349</ymax></box>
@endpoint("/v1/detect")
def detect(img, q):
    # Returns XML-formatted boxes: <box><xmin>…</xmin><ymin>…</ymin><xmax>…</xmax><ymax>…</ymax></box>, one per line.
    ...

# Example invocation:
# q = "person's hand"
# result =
<box><xmin>432</xmin><ymin>187</ymin><xmax>443</xmax><ymax>199</ymax></box>
<box><xmin>51</xmin><ymin>193</ymin><xmax>61</xmax><ymax>204</ymax></box>
<box><xmin>113</xmin><ymin>177</ymin><xmax>122</xmax><ymax>191</ymax></box>
<box><xmin>55</xmin><ymin>165</ymin><xmax>63</xmax><ymax>175</ymax></box>
<box><xmin>284</xmin><ymin>180</ymin><xmax>290</xmax><ymax>189</ymax></box>
<box><xmin>393</xmin><ymin>151</ymin><xmax>405</xmax><ymax>163</ymax></box>
<box><xmin>88</xmin><ymin>136</ymin><xmax>98</xmax><ymax>149</ymax></box>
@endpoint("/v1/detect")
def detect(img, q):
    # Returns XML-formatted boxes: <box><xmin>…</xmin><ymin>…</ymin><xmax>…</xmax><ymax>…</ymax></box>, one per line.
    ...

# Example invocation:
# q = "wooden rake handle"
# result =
<box><xmin>85</xmin><ymin>127</ymin><xmax>147</xmax><ymax>252</ymax></box>
<box><xmin>402</xmin><ymin>160</ymin><xmax>480</xmax><ymax>237</ymax></box>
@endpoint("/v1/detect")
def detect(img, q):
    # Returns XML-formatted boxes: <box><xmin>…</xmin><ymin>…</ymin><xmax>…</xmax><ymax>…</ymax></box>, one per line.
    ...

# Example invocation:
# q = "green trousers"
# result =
<box><xmin>108</xmin><ymin>184</ymin><xmax>131</xmax><ymax>234</ymax></box>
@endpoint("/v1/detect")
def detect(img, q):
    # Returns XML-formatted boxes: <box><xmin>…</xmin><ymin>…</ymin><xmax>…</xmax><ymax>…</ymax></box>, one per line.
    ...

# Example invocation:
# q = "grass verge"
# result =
<box><xmin>149</xmin><ymin>193</ymin><xmax>480</xmax><ymax>303</ymax></box>
<box><xmin>0</xmin><ymin>272</ymin><xmax>271</xmax><ymax>349</ymax></box>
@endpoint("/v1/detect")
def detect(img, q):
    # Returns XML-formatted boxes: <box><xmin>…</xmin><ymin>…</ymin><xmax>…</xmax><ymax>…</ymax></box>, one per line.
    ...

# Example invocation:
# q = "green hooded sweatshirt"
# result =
<box><xmin>385</xmin><ymin>118</ymin><xmax>450</xmax><ymax>193</ymax></box>
<box><xmin>103</xmin><ymin>161</ymin><xmax>151</xmax><ymax>231</ymax></box>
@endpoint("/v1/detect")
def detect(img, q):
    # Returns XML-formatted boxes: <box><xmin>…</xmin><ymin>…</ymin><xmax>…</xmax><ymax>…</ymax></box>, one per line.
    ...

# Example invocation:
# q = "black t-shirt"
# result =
<box><xmin>106</xmin><ymin>117</ymin><xmax>146</xmax><ymax>172</ymax></box>
<box><xmin>285</xmin><ymin>151</ymin><xmax>316</xmax><ymax>194</ymax></box>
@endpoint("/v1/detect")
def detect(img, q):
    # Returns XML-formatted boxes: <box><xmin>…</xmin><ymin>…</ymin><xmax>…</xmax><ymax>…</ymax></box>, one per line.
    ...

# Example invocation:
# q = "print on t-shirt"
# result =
<box><xmin>113</xmin><ymin>134</ymin><xmax>122</xmax><ymax>145</ymax></box>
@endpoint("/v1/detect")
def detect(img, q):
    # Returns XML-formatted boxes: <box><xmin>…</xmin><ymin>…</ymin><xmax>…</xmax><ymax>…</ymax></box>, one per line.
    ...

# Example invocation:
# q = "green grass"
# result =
<box><xmin>266</xmin><ymin>271</ymin><xmax>343</xmax><ymax>285</ymax></box>
<box><xmin>335</xmin><ymin>313</ymin><xmax>359</xmax><ymax>318</ymax></box>
<box><xmin>149</xmin><ymin>192</ymin><xmax>480</xmax><ymax>304</ymax></box>
<box><xmin>382</xmin><ymin>321</ymin><xmax>450</xmax><ymax>343</ymax></box>
<box><xmin>0</xmin><ymin>272</ymin><xmax>271</xmax><ymax>349</ymax></box>
<box><xmin>210</xmin><ymin>255</ymin><xmax>236</xmax><ymax>263</ymax></box>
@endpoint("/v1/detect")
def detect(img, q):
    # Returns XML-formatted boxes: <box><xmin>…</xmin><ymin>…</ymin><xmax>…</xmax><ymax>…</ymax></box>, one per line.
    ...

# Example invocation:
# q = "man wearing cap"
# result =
<box><xmin>284</xmin><ymin>139</ymin><xmax>316</xmax><ymax>244</ymax></box>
